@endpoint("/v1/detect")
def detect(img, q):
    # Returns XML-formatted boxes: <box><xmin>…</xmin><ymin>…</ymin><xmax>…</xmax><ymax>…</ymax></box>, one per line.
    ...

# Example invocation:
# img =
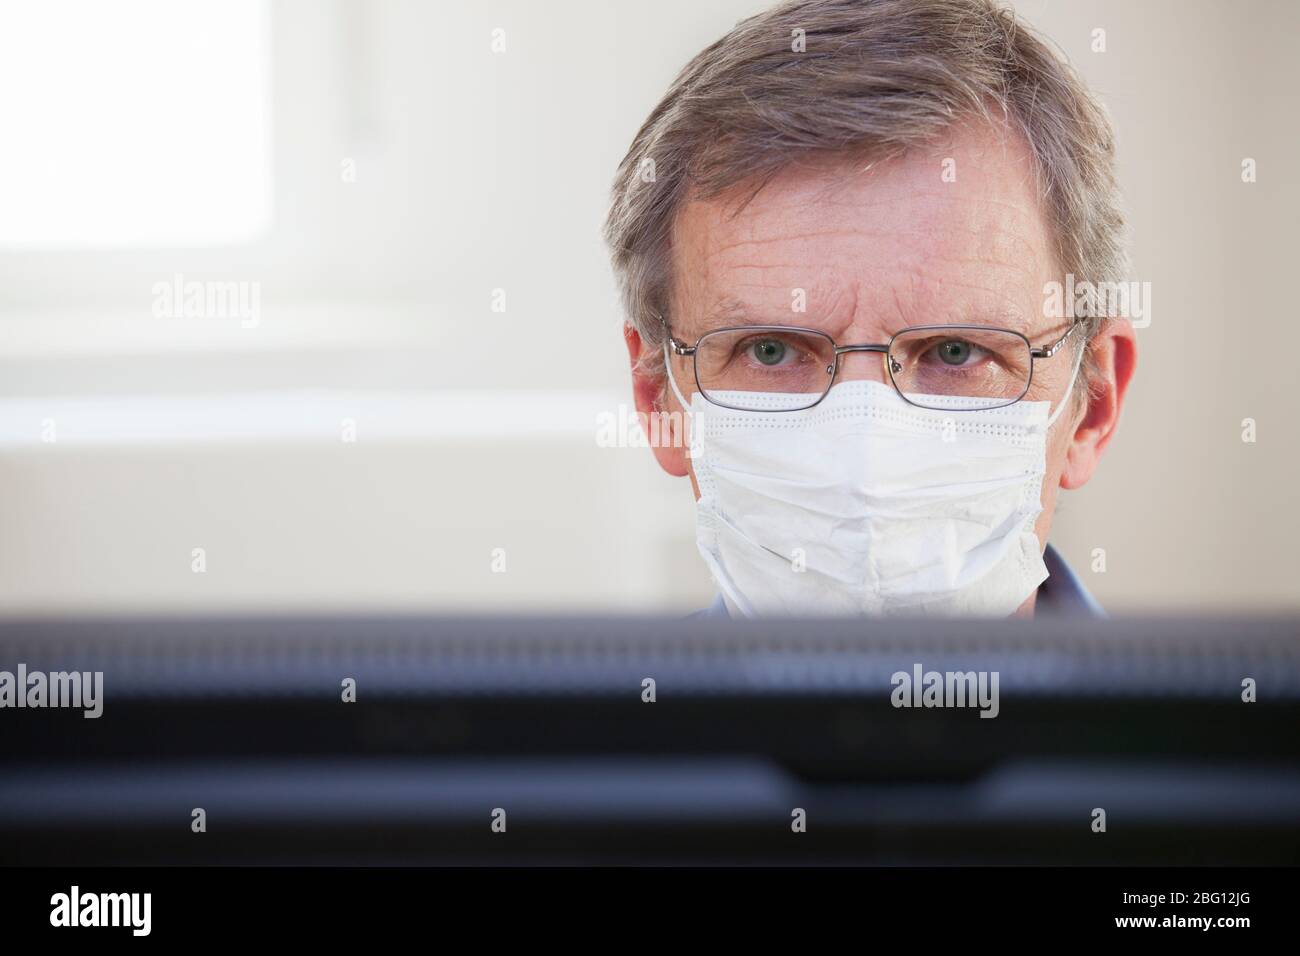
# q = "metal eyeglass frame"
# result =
<box><xmin>660</xmin><ymin>314</ymin><xmax>1083</xmax><ymax>412</ymax></box>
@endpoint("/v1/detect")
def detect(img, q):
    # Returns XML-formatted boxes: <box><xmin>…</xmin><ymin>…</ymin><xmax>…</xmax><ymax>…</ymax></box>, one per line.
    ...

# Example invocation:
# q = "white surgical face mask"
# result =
<box><xmin>666</xmin><ymin>345</ymin><xmax>1082</xmax><ymax>617</ymax></box>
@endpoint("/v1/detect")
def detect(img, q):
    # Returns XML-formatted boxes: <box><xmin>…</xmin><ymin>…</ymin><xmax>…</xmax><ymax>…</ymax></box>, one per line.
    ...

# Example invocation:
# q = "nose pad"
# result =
<box><xmin>832</xmin><ymin>349</ymin><xmax>892</xmax><ymax>385</ymax></box>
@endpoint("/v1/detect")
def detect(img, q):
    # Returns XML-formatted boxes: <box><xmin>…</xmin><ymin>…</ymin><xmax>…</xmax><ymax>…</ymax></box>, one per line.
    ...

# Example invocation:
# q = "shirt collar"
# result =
<box><xmin>1037</xmin><ymin>542</ymin><xmax>1106</xmax><ymax>618</ymax></box>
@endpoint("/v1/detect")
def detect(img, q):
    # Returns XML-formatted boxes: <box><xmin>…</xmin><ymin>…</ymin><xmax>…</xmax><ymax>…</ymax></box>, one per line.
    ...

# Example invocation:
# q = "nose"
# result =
<box><xmin>832</xmin><ymin>344</ymin><xmax>891</xmax><ymax>384</ymax></box>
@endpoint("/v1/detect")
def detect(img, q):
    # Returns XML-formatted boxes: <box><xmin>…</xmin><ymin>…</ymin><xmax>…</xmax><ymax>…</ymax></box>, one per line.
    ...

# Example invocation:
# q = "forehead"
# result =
<box><xmin>668</xmin><ymin>122</ymin><xmax>1058</xmax><ymax>337</ymax></box>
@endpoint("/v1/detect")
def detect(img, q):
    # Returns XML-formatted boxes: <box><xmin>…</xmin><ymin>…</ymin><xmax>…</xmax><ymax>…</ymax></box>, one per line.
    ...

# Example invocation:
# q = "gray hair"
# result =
<box><xmin>603</xmin><ymin>0</ymin><xmax>1126</xmax><ymax>395</ymax></box>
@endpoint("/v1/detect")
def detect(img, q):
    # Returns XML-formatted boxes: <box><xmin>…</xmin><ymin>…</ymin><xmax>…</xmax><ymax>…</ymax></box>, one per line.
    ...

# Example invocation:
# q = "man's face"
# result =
<box><xmin>625</xmin><ymin>121</ymin><xmax>1136</xmax><ymax>613</ymax></box>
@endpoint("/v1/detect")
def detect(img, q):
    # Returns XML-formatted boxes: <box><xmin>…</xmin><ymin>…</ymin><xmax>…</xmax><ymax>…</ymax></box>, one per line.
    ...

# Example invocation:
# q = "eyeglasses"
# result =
<box><xmin>662</xmin><ymin>317</ymin><xmax>1082</xmax><ymax>413</ymax></box>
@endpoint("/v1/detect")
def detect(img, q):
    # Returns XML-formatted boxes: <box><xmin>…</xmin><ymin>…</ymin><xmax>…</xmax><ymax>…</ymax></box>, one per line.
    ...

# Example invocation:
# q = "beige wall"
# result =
<box><xmin>1009</xmin><ymin>0</ymin><xmax>1300</xmax><ymax>610</ymax></box>
<box><xmin>0</xmin><ymin>0</ymin><xmax>1295</xmax><ymax>615</ymax></box>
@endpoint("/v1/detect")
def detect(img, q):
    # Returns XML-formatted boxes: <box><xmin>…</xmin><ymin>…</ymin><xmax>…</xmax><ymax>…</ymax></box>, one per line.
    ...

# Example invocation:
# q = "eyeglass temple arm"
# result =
<box><xmin>1029</xmin><ymin>317</ymin><xmax>1082</xmax><ymax>359</ymax></box>
<box><xmin>656</xmin><ymin>312</ymin><xmax>697</xmax><ymax>356</ymax></box>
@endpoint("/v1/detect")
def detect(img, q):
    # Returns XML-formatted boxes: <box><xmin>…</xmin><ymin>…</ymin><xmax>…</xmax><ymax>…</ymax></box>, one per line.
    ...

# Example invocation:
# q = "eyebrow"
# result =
<box><xmin>690</xmin><ymin>298</ymin><xmax>1036</xmax><ymax>340</ymax></box>
<box><xmin>691</xmin><ymin>297</ymin><xmax>849</xmax><ymax>337</ymax></box>
<box><xmin>698</xmin><ymin>296</ymin><xmax>757</xmax><ymax>328</ymax></box>
<box><xmin>899</xmin><ymin>306</ymin><xmax>1034</xmax><ymax>335</ymax></box>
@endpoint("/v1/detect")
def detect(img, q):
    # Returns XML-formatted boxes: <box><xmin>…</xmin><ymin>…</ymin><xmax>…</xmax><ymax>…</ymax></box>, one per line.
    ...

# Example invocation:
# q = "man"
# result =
<box><xmin>604</xmin><ymin>0</ymin><xmax>1137</xmax><ymax>618</ymax></box>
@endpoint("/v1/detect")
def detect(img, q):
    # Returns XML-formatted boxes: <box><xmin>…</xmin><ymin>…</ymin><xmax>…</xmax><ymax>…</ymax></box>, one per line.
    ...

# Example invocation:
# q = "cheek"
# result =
<box><xmin>1039</xmin><ymin>424</ymin><xmax>1074</xmax><ymax>502</ymax></box>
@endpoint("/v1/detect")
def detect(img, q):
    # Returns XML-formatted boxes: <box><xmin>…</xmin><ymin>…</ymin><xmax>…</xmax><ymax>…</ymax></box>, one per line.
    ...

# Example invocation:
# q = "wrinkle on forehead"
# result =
<box><xmin>668</xmin><ymin>121</ymin><xmax>1057</xmax><ymax>340</ymax></box>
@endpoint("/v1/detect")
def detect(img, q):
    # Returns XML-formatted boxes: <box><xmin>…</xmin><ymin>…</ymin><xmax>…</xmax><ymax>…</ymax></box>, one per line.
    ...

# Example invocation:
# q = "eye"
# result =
<box><xmin>746</xmin><ymin>338</ymin><xmax>789</xmax><ymax>366</ymax></box>
<box><xmin>929</xmin><ymin>338</ymin><xmax>986</xmax><ymax>367</ymax></box>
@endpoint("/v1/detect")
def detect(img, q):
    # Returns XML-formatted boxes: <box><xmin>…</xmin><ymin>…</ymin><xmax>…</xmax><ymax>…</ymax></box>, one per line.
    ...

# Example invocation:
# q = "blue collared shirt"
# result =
<box><xmin>691</xmin><ymin>543</ymin><xmax>1104</xmax><ymax>620</ymax></box>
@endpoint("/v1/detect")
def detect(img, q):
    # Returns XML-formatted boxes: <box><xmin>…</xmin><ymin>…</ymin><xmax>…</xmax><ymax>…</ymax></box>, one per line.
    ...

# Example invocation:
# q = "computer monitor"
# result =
<box><xmin>2</xmin><ymin>614</ymin><xmax>1297</xmax><ymax>865</ymax></box>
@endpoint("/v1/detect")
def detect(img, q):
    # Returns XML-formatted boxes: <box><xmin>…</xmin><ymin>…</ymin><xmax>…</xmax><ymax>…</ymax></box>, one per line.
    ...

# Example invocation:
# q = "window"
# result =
<box><xmin>0</xmin><ymin>0</ymin><xmax>271</xmax><ymax>247</ymax></box>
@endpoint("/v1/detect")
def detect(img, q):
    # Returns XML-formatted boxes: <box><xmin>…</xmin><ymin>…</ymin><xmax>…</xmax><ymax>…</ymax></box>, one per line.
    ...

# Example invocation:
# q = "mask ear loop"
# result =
<box><xmin>1045</xmin><ymin>341</ymin><xmax>1087</xmax><ymax>430</ymax></box>
<box><xmin>663</xmin><ymin>340</ymin><xmax>701</xmax><ymax>459</ymax></box>
<box><xmin>662</xmin><ymin>340</ymin><xmax>693</xmax><ymax>412</ymax></box>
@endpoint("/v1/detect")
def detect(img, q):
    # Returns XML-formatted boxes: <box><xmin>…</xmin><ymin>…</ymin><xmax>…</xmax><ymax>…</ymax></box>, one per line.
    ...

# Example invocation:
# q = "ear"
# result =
<box><xmin>1060</xmin><ymin>318</ymin><xmax>1138</xmax><ymax>490</ymax></box>
<box><xmin>625</xmin><ymin>324</ymin><xmax>690</xmax><ymax>478</ymax></box>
